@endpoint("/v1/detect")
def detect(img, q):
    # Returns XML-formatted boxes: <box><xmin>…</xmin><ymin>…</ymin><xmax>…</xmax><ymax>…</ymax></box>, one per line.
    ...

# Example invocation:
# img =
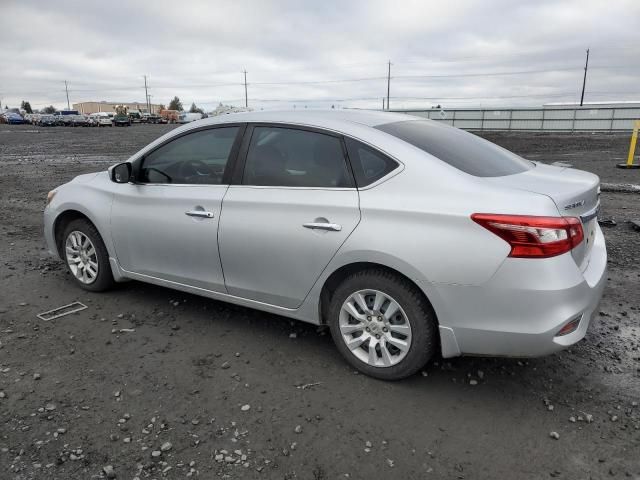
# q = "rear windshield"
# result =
<box><xmin>375</xmin><ymin>120</ymin><xmax>532</xmax><ymax>177</ymax></box>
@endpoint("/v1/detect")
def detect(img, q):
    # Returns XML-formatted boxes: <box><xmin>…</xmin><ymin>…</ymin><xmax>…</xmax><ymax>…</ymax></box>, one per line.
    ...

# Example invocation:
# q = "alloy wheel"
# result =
<box><xmin>65</xmin><ymin>231</ymin><xmax>99</xmax><ymax>284</ymax></box>
<box><xmin>339</xmin><ymin>289</ymin><xmax>412</xmax><ymax>367</ymax></box>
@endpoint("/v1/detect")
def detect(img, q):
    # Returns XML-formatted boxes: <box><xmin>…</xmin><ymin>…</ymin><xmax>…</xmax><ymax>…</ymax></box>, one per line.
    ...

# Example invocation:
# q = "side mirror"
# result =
<box><xmin>111</xmin><ymin>162</ymin><xmax>132</xmax><ymax>183</ymax></box>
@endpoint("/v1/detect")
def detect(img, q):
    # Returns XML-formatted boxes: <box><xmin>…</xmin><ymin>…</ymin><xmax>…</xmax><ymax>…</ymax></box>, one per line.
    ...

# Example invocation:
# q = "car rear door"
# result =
<box><xmin>110</xmin><ymin>125</ymin><xmax>245</xmax><ymax>292</ymax></box>
<box><xmin>218</xmin><ymin>124</ymin><xmax>360</xmax><ymax>309</ymax></box>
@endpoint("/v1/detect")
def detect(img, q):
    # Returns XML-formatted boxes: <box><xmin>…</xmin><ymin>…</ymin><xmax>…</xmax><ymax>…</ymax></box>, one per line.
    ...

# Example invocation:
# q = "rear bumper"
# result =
<box><xmin>435</xmin><ymin>224</ymin><xmax>607</xmax><ymax>358</ymax></box>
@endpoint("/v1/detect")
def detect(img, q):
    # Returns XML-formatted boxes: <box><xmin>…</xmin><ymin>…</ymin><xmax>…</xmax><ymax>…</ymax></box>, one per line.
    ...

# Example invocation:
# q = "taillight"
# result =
<box><xmin>471</xmin><ymin>213</ymin><xmax>584</xmax><ymax>258</ymax></box>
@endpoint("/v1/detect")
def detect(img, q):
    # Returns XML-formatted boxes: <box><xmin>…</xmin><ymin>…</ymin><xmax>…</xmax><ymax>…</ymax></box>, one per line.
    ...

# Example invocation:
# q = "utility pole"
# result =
<box><xmin>382</xmin><ymin>98</ymin><xmax>385</xmax><ymax>110</ymax></box>
<box><xmin>144</xmin><ymin>75</ymin><xmax>150</xmax><ymax>113</ymax></box>
<box><xmin>243</xmin><ymin>70</ymin><xmax>248</xmax><ymax>108</ymax></box>
<box><xmin>580</xmin><ymin>48</ymin><xmax>589</xmax><ymax>107</ymax></box>
<box><xmin>386</xmin><ymin>60</ymin><xmax>391</xmax><ymax>111</ymax></box>
<box><xmin>64</xmin><ymin>80</ymin><xmax>70</xmax><ymax>110</ymax></box>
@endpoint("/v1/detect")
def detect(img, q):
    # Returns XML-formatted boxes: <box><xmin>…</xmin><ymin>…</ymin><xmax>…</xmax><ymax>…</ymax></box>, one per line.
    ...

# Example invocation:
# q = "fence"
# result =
<box><xmin>390</xmin><ymin>106</ymin><xmax>640</xmax><ymax>132</ymax></box>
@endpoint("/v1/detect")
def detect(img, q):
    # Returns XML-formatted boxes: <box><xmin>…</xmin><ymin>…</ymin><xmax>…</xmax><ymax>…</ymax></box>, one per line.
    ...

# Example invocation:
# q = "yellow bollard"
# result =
<box><xmin>617</xmin><ymin>120</ymin><xmax>640</xmax><ymax>169</ymax></box>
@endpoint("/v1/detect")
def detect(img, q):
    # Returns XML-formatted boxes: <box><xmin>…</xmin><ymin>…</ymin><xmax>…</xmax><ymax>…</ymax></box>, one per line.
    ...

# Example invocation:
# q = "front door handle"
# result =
<box><xmin>303</xmin><ymin>222</ymin><xmax>342</xmax><ymax>232</ymax></box>
<box><xmin>185</xmin><ymin>210</ymin><xmax>214</xmax><ymax>218</ymax></box>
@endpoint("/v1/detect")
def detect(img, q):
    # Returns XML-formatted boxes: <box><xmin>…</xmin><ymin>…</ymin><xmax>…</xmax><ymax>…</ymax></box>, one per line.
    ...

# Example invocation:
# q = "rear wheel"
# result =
<box><xmin>62</xmin><ymin>219</ymin><xmax>114</xmax><ymax>292</ymax></box>
<box><xmin>328</xmin><ymin>269</ymin><xmax>438</xmax><ymax>380</ymax></box>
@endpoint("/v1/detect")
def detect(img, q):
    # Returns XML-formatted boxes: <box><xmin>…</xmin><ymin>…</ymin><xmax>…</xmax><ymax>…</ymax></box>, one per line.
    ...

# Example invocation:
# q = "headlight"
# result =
<box><xmin>46</xmin><ymin>190</ymin><xmax>57</xmax><ymax>206</ymax></box>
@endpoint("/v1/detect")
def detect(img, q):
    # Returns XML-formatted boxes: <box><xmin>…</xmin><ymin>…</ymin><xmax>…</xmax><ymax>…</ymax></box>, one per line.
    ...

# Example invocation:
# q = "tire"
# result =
<box><xmin>328</xmin><ymin>269</ymin><xmax>438</xmax><ymax>380</ymax></box>
<box><xmin>61</xmin><ymin>219</ymin><xmax>114</xmax><ymax>292</ymax></box>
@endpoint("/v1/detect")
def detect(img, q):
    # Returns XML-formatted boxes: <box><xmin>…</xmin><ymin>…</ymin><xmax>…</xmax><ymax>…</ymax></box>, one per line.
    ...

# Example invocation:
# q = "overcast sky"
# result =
<box><xmin>1</xmin><ymin>0</ymin><xmax>639</xmax><ymax>112</ymax></box>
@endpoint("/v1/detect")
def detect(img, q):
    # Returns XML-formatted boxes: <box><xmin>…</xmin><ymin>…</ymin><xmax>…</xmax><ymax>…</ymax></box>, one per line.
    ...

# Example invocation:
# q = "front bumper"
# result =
<box><xmin>436</xmin><ymin>224</ymin><xmax>607</xmax><ymax>358</ymax></box>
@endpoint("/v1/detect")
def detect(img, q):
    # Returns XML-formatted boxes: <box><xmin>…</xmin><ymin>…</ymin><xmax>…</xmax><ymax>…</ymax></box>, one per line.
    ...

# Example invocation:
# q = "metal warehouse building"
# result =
<box><xmin>72</xmin><ymin>101</ymin><xmax>163</xmax><ymax>114</ymax></box>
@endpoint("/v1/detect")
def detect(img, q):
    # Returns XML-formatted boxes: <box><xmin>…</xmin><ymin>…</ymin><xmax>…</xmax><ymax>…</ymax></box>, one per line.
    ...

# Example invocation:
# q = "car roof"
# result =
<box><xmin>195</xmin><ymin>109</ymin><xmax>419</xmax><ymax>129</ymax></box>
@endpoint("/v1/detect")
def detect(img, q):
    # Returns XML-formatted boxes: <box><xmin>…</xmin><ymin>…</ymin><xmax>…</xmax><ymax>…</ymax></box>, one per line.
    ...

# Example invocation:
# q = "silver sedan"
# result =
<box><xmin>44</xmin><ymin>110</ymin><xmax>606</xmax><ymax>380</ymax></box>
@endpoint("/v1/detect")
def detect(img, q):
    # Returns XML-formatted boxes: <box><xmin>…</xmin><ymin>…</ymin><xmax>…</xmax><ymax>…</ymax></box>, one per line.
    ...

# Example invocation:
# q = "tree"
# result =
<box><xmin>21</xmin><ymin>101</ymin><xmax>33</xmax><ymax>114</ymax></box>
<box><xmin>189</xmin><ymin>102</ymin><xmax>204</xmax><ymax>114</ymax></box>
<box><xmin>168</xmin><ymin>96</ymin><xmax>183</xmax><ymax>111</ymax></box>
<box><xmin>42</xmin><ymin>105</ymin><xmax>57</xmax><ymax>114</ymax></box>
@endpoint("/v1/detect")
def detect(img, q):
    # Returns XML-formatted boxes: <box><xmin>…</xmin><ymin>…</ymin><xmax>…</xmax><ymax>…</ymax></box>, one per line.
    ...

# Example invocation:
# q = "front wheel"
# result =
<box><xmin>62</xmin><ymin>219</ymin><xmax>114</xmax><ymax>292</ymax></box>
<box><xmin>328</xmin><ymin>269</ymin><xmax>438</xmax><ymax>380</ymax></box>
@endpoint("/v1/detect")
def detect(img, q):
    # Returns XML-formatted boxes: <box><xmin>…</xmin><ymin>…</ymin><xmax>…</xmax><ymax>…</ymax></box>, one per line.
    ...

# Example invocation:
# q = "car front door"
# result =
<box><xmin>110</xmin><ymin>125</ymin><xmax>244</xmax><ymax>292</ymax></box>
<box><xmin>218</xmin><ymin>124</ymin><xmax>361</xmax><ymax>308</ymax></box>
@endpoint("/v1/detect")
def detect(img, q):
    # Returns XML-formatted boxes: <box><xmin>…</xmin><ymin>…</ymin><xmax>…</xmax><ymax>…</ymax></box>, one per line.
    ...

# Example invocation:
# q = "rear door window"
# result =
<box><xmin>242</xmin><ymin>126</ymin><xmax>353</xmax><ymax>188</ymax></box>
<box><xmin>376</xmin><ymin>120</ymin><xmax>532</xmax><ymax>177</ymax></box>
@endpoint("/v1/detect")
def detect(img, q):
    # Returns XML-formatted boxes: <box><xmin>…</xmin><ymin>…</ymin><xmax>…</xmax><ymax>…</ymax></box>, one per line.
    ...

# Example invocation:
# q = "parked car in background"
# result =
<box><xmin>178</xmin><ymin>112</ymin><xmax>203</xmax><ymax>123</ymax></box>
<box><xmin>38</xmin><ymin>114</ymin><xmax>57</xmax><ymax>126</ymax></box>
<box><xmin>54</xmin><ymin>110</ymin><xmax>81</xmax><ymax>126</ymax></box>
<box><xmin>129</xmin><ymin>110</ymin><xmax>143</xmax><ymax>123</ymax></box>
<box><xmin>146</xmin><ymin>114</ymin><xmax>166</xmax><ymax>124</ymax></box>
<box><xmin>70</xmin><ymin>114</ymin><xmax>88</xmax><ymax>127</ymax></box>
<box><xmin>113</xmin><ymin>105</ymin><xmax>132</xmax><ymax>127</ymax></box>
<box><xmin>43</xmin><ymin>110</ymin><xmax>606</xmax><ymax>380</ymax></box>
<box><xmin>0</xmin><ymin>112</ymin><xmax>26</xmax><ymax>124</ymax></box>
<box><xmin>92</xmin><ymin>112</ymin><xmax>113</xmax><ymax>127</ymax></box>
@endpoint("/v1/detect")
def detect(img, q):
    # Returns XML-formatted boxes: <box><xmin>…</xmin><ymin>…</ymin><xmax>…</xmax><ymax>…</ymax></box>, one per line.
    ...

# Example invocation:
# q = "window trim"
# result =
<box><xmin>131</xmin><ymin>123</ymin><xmax>247</xmax><ymax>186</ymax></box>
<box><xmin>231</xmin><ymin>123</ymin><xmax>357</xmax><ymax>190</ymax></box>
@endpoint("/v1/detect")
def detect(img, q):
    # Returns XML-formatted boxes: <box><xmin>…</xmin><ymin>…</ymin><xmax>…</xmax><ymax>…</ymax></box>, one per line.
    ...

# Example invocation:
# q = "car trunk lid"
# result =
<box><xmin>485</xmin><ymin>162</ymin><xmax>600</xmax><ymax>271</ymax></box>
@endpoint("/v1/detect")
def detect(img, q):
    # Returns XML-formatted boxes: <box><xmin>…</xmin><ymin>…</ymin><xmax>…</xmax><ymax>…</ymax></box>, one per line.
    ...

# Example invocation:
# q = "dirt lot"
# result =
<box><xmin>1</xmin><ymin>124</ymin><xmax>639</xmax><ymax>480</ymax></box>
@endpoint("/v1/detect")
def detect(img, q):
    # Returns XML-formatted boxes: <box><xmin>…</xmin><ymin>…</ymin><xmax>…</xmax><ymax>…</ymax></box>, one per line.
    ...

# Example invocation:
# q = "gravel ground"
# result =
<box><xmin>1</xmin><ymin>124</ymin><xmax>639</xmax><ymax>480</ymax></box>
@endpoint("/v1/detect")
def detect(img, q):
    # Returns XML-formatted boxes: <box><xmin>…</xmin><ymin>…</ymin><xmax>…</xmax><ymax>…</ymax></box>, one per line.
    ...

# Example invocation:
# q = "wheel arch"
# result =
<box><xmin>53</xmin><ymin>209</ymin><xmax>102</xmax><ymax>258</ymax></box>
<box><xmin>318</xmin><ymin>261</ymin><xmax>439</xmax><ymax>327</ymax></box>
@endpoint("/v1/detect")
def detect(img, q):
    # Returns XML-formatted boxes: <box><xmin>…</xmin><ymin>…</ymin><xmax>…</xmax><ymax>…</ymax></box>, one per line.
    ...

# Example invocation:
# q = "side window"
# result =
<box><xmin>140</xmin><ymin>127</ymin><xmax>239</xmax><ymax>184</ymax></box>
<box><xmin>242</xmin><ymin>126</ymin><xmax>353</xmax><ymax>188</ymax></box>
<box><xmin>345</xmin><ymin>137</ymin><xmax>399</xmax><ymax>187</ymax></box>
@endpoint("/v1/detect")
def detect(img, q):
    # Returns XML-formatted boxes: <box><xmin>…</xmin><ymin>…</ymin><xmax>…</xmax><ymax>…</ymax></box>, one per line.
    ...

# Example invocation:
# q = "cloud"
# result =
<box><xmin>1</xmin><ymin>0</ymin><xmax>639</xmax><ymax>111</ymax></box>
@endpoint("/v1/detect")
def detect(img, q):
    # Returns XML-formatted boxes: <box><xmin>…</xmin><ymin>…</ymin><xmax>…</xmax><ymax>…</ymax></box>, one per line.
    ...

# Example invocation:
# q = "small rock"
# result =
<box><xmin>241</xmin><ymin>404</ymin><xmax>251</xmax><ymax>412</ymax></box>
<box><xmin>549</xmin><ymin>431</ymin><xmax>560</xmax><ymax>440</ymax></box>
<box><xmin>33</xmin><ymin>373</ymin><xmax>41</xmax><ymax>380</ymax></box>
<box><xmin>103</xmin><ymin>465</ymin><xmax>116</xmax><ymax>479</ymax></box>
<box><xmin>569</xmin><ymin>416</ymin><xmax>576</xmax><ymax>423</ymax></box>
<box><xmin>161</xmin><ymin>442</ymin><xmax>172</xmax><ymax>452</ymax></box>
<box><xmin>386</xmin><ymin>459</ymin><xmax>395</xmax><ymax>467</ymax></box>
<box><xmin>151</xmin><ymin>450</ymin><xmax>162</xmax><ymax>458</ymax></box>
<box><xmin>294</xmin><ymin>425</ymin><xmax>303</xmax><ymax>434</ymax></box>
<box><xmin>469</xmin><ymin>379</ymin><xmax>478</xmax><ymax>386</ymax></box>
<box><xmin>221</xmin><ymin>362</ymin><xmax>230</xmax><ymax>370</ymax></box>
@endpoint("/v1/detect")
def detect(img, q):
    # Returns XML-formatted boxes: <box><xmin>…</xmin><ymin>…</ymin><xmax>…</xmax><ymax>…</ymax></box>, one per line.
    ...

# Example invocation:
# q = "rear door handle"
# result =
<box><xmin>303</xmin><ymin>222</ymin><xmax>342</xmax><ymax>232</ymax></box>
<box><xmin>185</xmin><ymin>210</ymin><xmax>214</xmax><ymax>218</ymax></box>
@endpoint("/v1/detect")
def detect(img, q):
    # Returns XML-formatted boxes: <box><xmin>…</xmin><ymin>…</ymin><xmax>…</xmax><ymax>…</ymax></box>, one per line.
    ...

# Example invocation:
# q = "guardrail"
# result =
<box><xmin>390</xmin><ymin>106</ymin><xmax>640</xmax><ymax>132</ymax></box>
